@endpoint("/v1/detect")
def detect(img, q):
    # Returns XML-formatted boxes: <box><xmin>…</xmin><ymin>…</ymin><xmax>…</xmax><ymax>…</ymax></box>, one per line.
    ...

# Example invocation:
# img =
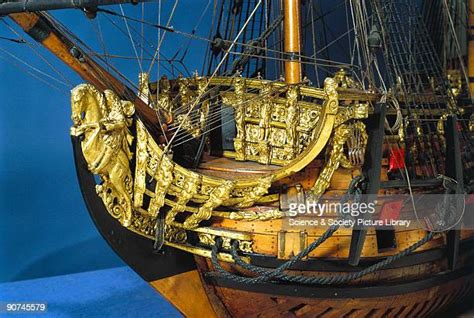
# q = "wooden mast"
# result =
<box><xmin>9</xmin><ymin>12</ymin><xmax>170</xmax><ymax>139</ymax></box>
<box><xmin>283</xmin><ymin>0</ymin><xmax>302</xmax><ymax>84</ymax></box>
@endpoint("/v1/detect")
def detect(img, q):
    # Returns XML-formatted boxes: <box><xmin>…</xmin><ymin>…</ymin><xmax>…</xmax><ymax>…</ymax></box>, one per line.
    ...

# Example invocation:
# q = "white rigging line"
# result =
<box><xmin>119</xmin><ymin>3</ymin><xmax>144</xmax><ymax>73</ymax></box>
<box><xmin>0</xmin><ymin>48</ymin><xmax>66</xmax><ymax>93</ymax></box>
<box><xmin>1</xmin><ymin>19</ymin><xmax>73</xmax><ymax>88</ymax></box>
<box><xmin>162</xmin><ymin>0</ymin><xmax>263</xmax><ymax>155</ymax></box>
<box><xmin>147</xmin><ymin>0</ymin><xmax>179</xmax><ymax>75</ymax></box>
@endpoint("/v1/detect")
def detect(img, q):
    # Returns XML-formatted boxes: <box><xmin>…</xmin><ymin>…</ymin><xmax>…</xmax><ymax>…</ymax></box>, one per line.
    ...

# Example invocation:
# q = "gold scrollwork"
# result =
<box><xmin>307</xmin><ymin>89</ymin><xmax>368</xmax><ymax>201</ymax></box>
<box><xmin>148</xmin><ymin>156</ymin><xmax>174</xmax><ymax>217</ymax></box>
<box><xmin>184</xmin><ymin>180</ymin><xmax>235</xmax><ymax>229</ymax></box>
<box><xmin>235</xmin><ymin>175</ymin><xmax>274</xmax><ymax>208</ymax></box>
<box><xmin>165</xmin><ymin>225</ymin><xmax>188</xmax><ymax>244</ymax></box>
<box><xmin>166</xmin><ymin>172</ymin><xmax>201</xmax><ymax>224</ymax></box>
<box><xmin>224</xmin><ymin>208</ymin><xmax>284</xmax><ymax>221</ymax></box>
<box><xmin>307</xmin><ymin>123</ymin><xmax>352</xmax><ymax>201</ymax></box>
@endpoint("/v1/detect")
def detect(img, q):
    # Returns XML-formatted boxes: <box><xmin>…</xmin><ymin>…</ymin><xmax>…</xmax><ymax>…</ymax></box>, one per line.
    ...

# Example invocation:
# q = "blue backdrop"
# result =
<box><xmin>0</xmin><ymin>3</ymin><xmax>209</xmax><ymax>283</ymax></box>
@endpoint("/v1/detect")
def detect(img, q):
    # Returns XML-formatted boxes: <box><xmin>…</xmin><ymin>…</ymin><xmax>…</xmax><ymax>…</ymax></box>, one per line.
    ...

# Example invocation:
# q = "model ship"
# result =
<box><xmin>2</xmin><ymin>0</ymin><xmax>474</xmax><ymax>316</ymax></box>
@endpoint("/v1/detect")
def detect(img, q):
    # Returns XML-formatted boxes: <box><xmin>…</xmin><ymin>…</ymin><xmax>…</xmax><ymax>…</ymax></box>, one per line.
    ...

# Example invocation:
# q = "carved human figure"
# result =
<box><xmin>259</xmin><ymin>83</ymin><xmax>272</xmax><ymax>141</ymax></box>
<box><xmin>233</xmin><ymin>77</ymin><xmax>246</xmax><ymax>140</ymax></box>
<box><xmin>286</xmin><ymin>86</ymin><xmax>299</xmax><ymax>148</ymax></box>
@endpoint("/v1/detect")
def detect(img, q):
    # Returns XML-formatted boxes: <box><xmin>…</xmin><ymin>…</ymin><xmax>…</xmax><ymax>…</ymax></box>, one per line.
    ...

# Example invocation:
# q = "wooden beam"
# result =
<box><xmin>10</xmin><ymin>12</ymin><xmax>170</xmax><ymax>140</ymax></box>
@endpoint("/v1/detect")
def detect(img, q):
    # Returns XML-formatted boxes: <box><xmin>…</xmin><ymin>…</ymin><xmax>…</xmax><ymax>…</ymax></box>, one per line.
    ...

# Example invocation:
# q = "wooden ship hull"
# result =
<box><xmin>4</xmin><ymin>0</ymin><xmax>474</xmax><ymax>317</ymax></box>
<box><xmin>72</xmin><ymin>129</ymin><xmax>474</xmax><ymax>317</ymax></box>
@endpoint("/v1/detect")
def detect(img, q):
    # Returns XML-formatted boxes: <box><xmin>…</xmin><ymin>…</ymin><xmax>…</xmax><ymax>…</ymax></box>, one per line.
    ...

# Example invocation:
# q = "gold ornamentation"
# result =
<box><xmin>398</xmin><ymin>118</ymin><xmax>406</xmax><ymax>143</ymax></box>
<box><xmin>334</xmin><ymin>68</ymin><xmax>362</xmax><ymax>89</ymax></box>
<box><xmin>235</xmin><ymin>175</ymin><xmax>274</xmax><ymax>208</ymax></box>
<box><xmin>307</xmin><ymin>83</ymin><xmax>368</xmax><ymax>200</ymax></box>
<box><xmin>308</xmin><ymin>123</ymin><xmax>352</xmax><ymax>201</ymax></box>
<box><xmin>166</xmin><ymin>172</ymin><xmax>201</xmax><ymax>224</ymax></box>
<box><xmin>198</xmin><ymin>233</ymin><xmax>216</xmax><ymax>246</ymax></box>
<box><xmin>72</xmin><ymin>74</ymin><xmax>372</xmax><ymax>262</ymax></box>
<box><xmin>165</xmin><ymin>225</ymin><xmax>188</xmax><ymax>244</ymax></box>
<box><xmin>437</xmin><ymin>113</ymin><xmax>448</xmax><ymax>135</ymax></box>
<box><xmin>184</xmin><ymin>180</ymin><xmax>235</xmax><ymax>229</ymax></box>
<box><xmin>71</xmin><ymin>84</ymin><xmax>134</xmax><ymax>227</ymax></box>
<box><xmin>148</xmin><ymin>156</ymin><xmax>174</xmax><ymax>217</ymax></box>
<box><xmin>196</xmin><ymin>75</ymin><xmax>210</xmax><ymax>134</ymax></box>
<box><xmin>286</xmin><ymin>85</ymin><xmax>299</xmax><ymax>156</ymax></box>
<box><xmin>470</xmin><ymin>114</ymin><xmax>474</xmax><ymax>133</ymax></box>
<box><xmin>198</xmin><ymin>233</ymin><xmax>253</xmax><ymax>253</ymax></box>
<box><xmin>216</xmin><ymin>76</ymin><xmax>341</xmax><ymax>166</ymax></box>
<box><xmin>157</xmin><ymin>75</ymin><xmax>172</xmax><ymax>112</ymax></box>
<box><xmin>447</xmin><ymin>69</ymin><xmax>462</xmax><ymax>98</ymax></box>
<box><xmin>335</xmin><ymin>102</ymin><xmax>369</xmax><ymax>127</ymax></box>
<box><xmin>129</xmin><ymin>76</ymin><xmax>341</xmax><ymax>232</ymax></box>
<box><xmin>413</xmin><ymin>112</ymin><xmax>423</xmax><ymax>137</ymax></box>
<box><xmin>138</xmin><ymin>72</ymin><xmax>150</xmax><ymax>104</ymax></box>
<box><xmin>131</xmin><ymin>210</ymin><xmax>155</xmax><ymax>236</ymax></box>
<box><xmin>226</xmin><ymin>208</ymin><xmax>284</xmax><ymax>221</ymax></box>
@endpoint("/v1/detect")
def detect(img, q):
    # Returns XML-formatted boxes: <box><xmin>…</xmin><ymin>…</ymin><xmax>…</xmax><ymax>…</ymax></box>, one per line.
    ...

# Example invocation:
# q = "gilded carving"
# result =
<box><xmin>470</xmin><ymin>113</ymin><xmax>474</xmax><ymax>133</ymax></box>
<box><xmin>308</xmin><ymin>124</ymin><xmax>352</xmax><ymax>201</ymax></box>
<box><xmin>71</xmin><ymin>84</ymin><xmax>134</xmax><ymax>227</ymax></box>
<box><xmin>184</xmin><ymin>180</ymin><xmax>235</xmax><ymax>229</ymax></box>
<box><xmin>447</xmin><ymin>69</ymin><xmax>462</xmax><ymax>98</ymax></box>
<box><xmin>334</xmin><ymin>68</ymin><xmax>362</xmax><ymax>89</ymax></box>
<box><xmin>286</xmin><ymin>85</ymin><xmax>299</xmax><ymax>149</ymax></box>
<box><xmin>166</xmin><ymin>172</ymin><xmax>201</xmax><ymax>224</ymax></box>
<box><xmin>335</xmin><ymin>102</ymin><xmax>369</xmax><ymax>127</ymax></box>
<box><xmin>227</xmin><ymin>208</ymin><xmax>284</xmax><ymax>221</ymax></box>
<box><xmin>437</xmin><ymin>113</ymin><xmax>448</xmax><ymax>135</ymax></box>
<box><xmin>71</xmin><ymin>74</ymin><xmax>361</xmax><ymax>261</ymax></box>
<box><xmin>235</xmin><ymin>175</ymin><xmax>274</xmax><ymax>208</ymax></box>
<box><xmin>259</xmin><ymin>82</ymin><xmax>273</xmax><ymax>142</ymax></box>
<box><xmin>148</xmin><ymin>156</ymin><xmax>174</xmax><ymax>217</ymax></box>
<box><xmin>198</xmin><ymin>233</ymin><xmax>253</xmax><ymax>253</ymax></box>
<box><xmin>165</xmin><ymin>226</ymin><xmax>188</xmax><ymax>244</ymax></box>
<box><xmin>138</xmin><ymin>72</ymin><xmax>150</xmax><ymax>104</ymax></box>
<box><xmin>307</xmin><ymin>80</ymin><xmax>368</xmax><ymax>200</ymax></box>
<box><xmin>157</xmin><ymin>75</ymin><xmax>172</xmax><ymax>112</ymax></box>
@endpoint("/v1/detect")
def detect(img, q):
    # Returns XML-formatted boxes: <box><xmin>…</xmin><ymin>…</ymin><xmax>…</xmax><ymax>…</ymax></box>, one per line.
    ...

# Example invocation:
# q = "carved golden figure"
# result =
<box><xmin>157</xmin><ymin>75</ymin><xmax>172</xmax><ymax>112</ymax></box>
<box><xmin>259</xmin><ymin>82</ymin><xmax>273</xmax><ymax>142</ymax></box>
<box><xmin>71</xmin><ymin>84</ymin><xmax>134</xmax><ymax>227</ymax></box>
<box><xmin>149</xmin><ymin>156</ymin><xmax>174</xmax><ymax>217</ymax></box>
<box><xmin>286</xmin><ymin>85</ymin><xmax>299</xmax><ymax>148</ymax></box>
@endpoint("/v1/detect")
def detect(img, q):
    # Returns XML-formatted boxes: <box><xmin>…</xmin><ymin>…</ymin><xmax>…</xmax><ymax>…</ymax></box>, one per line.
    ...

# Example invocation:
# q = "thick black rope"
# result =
<box><xmin>227</xmin><ymin>231</ymin><xmax>434</xmax><ymax>285</ymax></box>
<box><xmin>208</xmin><ymin>175</ymin><xmax>436</xmax><ymax>285</ymax></box>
